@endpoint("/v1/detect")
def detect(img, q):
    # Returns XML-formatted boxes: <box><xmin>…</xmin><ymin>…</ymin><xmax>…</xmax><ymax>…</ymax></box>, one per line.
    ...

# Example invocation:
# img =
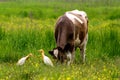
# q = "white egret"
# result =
<box><xmin>38</xmin><ymin>49</ymin><xmax>54</xmax><ymax>67</ymax></box>
<box><xmin>17</xmin><ymin>53</ymin><xmax>33</xmax><ymax>66</ymax></box>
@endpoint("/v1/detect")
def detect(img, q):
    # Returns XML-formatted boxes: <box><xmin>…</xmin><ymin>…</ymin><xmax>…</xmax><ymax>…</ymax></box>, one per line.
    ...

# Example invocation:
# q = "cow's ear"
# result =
<box><xmin>49</xmin><ymin>51</ymin><xmax>54</xmax><ymax>56</ymax></box>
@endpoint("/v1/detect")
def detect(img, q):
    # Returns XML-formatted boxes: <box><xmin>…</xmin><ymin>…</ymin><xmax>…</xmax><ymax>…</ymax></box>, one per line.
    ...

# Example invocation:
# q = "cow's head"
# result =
<box><xmin>49</xmin><ymin>47</ymin><xmax>67</xmax><ymax>63</ymax></box>
<box><xmin>49</xmin><ymin>48</ymin><xmax>58</xmax><ymax>59</ymax></box>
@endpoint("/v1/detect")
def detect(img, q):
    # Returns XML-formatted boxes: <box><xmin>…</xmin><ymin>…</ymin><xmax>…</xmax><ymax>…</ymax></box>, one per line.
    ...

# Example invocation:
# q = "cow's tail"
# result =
<box><xmin>56</xmin><ymin>24</ymin><xmax>67</xmax><ymax>50</ymax></box>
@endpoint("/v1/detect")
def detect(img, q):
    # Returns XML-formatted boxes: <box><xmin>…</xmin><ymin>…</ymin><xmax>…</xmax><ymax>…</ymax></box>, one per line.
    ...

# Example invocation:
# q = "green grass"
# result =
<box><xmin>0</xmin><ymin>0</ymin><xmax>120</xmax><ymax>80</ymax></box>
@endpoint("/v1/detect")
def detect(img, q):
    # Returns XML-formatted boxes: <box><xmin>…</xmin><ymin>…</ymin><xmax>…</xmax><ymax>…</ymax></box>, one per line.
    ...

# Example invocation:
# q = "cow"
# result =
<box><xmin>49</xmin><ymin>10</ymin><xmax>88</xmax><ymax>65</ymax></box>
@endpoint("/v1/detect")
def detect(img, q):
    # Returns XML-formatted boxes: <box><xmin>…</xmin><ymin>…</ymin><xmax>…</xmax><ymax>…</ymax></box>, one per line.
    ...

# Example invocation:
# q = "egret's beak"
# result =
<box><xmin>28</xmin><ymin>53</ymin><xmax>33</xmax><ymax>57</ymax></box>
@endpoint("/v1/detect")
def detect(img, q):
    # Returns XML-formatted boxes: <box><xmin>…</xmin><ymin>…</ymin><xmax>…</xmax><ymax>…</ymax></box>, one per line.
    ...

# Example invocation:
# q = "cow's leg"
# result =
<box><xmin>80</xmin><ymin>34</ymin><xmax>88</xmax><ymax>63</ymax></box>
<box><xmin>71</xmin><ymin>47</ymin><xmax>76</xmax><ymax>63</ymax></box>
<box><xmin>67</xmin><ymin>51</ymin><xmax>75</xmax><ymax>65</ymax></box>
<box><xmin>66</xmin><ymin>51</ymin><xmax>72</xmax><ymax>65</ymax></box>
<box><xmin>67</xmin><ymin>45</ymin><xmax>75</xmax><ymax>65</ymax></box>
<box><xmin>71</xmin><ymin>52</ymin><xmax>75</xmax><ymax>63</ymax></box>
<box><xmin>80</xmin><ymin>47</ymin><xmax>85</xmax><ymax>63</ymax></box>
<box><xmin>66</xmin><ymin>52</ymin><xmax>75</xmax><ymax>65</ymax></box>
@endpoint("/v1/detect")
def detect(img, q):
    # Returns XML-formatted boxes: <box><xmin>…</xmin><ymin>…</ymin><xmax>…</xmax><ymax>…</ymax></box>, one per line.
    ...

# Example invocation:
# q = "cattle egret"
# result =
<box><xmin>38</xmin><ymin>49</ymin><xmax>54</xmax><ymax>67</ymax></box>
<box><xmin>17</xmin><ymin>53</ymin><xmax>33</xmax><ymax>66</ymax></box>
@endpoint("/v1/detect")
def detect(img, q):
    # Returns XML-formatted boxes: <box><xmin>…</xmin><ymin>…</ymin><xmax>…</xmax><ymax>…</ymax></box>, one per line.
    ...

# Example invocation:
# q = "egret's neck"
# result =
<box><xmin>26</xmin><ymin>55</ymin><xmax>30</xmax><ymax>60</ymax></box>
<box><xmin>41</xmin><ymin>52</ymin><xmax>44</xmax><ymax>59</ymax></box>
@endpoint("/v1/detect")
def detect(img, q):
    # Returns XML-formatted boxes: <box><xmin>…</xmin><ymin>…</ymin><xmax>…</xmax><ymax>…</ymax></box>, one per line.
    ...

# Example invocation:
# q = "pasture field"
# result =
<box><xmin>0</xmin><ymin>0</ymin><xmax>120</xmax><ymax>80</ymax></box>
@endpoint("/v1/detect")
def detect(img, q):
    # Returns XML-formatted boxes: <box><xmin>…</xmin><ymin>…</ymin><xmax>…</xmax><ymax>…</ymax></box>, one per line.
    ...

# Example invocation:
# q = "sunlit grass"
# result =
<box><xmin>0</xmin><ymin>16</ymin><xmax>119</xmax><ymax>80</ymax></box>
<box><xmin>0</xmin><ymin>57</ymin><xmax>120</xmax><ymax>80</ymax></box>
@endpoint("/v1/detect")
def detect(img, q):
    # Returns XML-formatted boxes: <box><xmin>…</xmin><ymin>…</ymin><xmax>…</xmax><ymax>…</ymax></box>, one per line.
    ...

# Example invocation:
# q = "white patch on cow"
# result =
<box><xmin>70</xmin><ymin>9</ymin><xmax>87</xmax><ymax>19</ymax></box>
<box><xmin>53</xmin><ymin>49</ymin><xmax>58</xmax><ymax>58</ymax></box>
<box><xmin>65</xmin><ymin>12</ymin><xmax>83</xmax><ymax>24</ymax></box>
<box><xmin>66</xmin><ymin>51</ymin><xmax>72</xmax><ymax>65</ymax></box>
<box><xmin>75</xmin><ymin>34</ymin><xmax>81</xmax><ymax>46</ymax></box>
<box><xmin>67</xmin><ymin>51</ymin><xmax>71</xmax><ymax>59</ymax></box>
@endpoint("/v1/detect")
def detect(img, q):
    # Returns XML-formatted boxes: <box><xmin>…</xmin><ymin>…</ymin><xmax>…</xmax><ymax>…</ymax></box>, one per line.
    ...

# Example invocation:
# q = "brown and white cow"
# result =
<box><xmin>49</xmin><ymin>10</ymin><xmax>88</xmax><ymax>65</ymax></box>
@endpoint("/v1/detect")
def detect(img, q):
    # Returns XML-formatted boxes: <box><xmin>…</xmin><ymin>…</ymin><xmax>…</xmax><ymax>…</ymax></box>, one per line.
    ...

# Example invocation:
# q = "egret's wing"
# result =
<box><xmin>44</xmin><ymin>56</ymin><xmax>54</xmax><ymax>67</ymax></box>
<box><xmin>17</xmin><ymin>57</ymin><xmax>26</xmax><ymax>65</ymax></box>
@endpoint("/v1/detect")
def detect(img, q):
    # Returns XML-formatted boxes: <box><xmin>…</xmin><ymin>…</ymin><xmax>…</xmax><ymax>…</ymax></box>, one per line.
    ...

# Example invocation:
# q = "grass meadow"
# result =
<box><xmin>0</xmin><ymin>0</ymin><xmax>120</xmax><ymax>80</ymax></box>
